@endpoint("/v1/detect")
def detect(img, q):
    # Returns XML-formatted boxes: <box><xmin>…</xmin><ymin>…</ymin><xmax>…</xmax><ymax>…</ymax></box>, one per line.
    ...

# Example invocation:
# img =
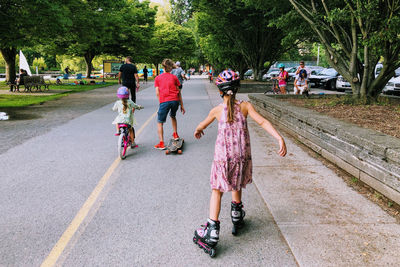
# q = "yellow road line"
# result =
<box><xmin>41</xmin><ymin>111</ymin><xmax>157</xmax><ymax>267</ymax></box>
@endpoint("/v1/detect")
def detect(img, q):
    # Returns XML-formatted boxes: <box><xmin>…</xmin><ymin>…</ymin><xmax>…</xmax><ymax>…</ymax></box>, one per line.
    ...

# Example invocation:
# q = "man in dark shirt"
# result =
<box><xmin>119</xmin><ymin>56</ymin><xmax>140</xmax><ymax>102</ymax></box>
<box><xmin>143</xmin><ymin>66</ymin><xmax>148</xmax><ymax>84</ymax></box>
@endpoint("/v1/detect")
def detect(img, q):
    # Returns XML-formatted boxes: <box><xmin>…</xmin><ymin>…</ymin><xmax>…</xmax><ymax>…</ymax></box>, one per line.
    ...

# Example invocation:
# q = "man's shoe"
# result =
<box><xmin>154</xmin><ymin>141</ymin><xmax>165</xmax><ymax>150</ymax></box>
<box><xmin>173</xmin><ymin>132</ymin><xmax>180</xmax><ymax>140</ymax></box>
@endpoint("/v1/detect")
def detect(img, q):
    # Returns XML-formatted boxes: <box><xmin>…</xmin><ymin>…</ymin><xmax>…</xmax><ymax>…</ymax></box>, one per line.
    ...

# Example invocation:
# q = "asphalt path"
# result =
<box><xmin>1</xmin><ymin>79</ymin><xmax>297</xmax><ymax>266</ymax></box>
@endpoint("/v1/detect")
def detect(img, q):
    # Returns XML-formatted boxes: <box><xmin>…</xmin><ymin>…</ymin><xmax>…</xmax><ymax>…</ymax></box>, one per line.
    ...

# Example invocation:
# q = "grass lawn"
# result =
<box><xmin>0</xmin><ymin>79</ymin><xmax>118</xmax><ymax>108</ymax></box>
<box><xmin>0</xmin><ymin>94</ymin><xmax>66</xmax><ymax>108</ymax></box>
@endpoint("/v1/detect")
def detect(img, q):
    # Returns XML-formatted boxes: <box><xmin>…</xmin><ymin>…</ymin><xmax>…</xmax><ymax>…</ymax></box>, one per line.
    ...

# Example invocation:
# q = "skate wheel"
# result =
<box><xmin>165</xmin><ymin>150</ymin><xmax>170</xmax><ymax>155</ymax></box>
<box><xmin>209</xmin><ymin>248</ymin><xmax>216</xmax><ymax>258</ymax></box>
<box><xmin>232</xmin><ymin>226</ymin><xmax>237</xmax><ymax>236</ymax></box>
<box><xmin>177</xmin><ymin>150</ymin><xmax>182</xmax><ymax>154</ymax></box>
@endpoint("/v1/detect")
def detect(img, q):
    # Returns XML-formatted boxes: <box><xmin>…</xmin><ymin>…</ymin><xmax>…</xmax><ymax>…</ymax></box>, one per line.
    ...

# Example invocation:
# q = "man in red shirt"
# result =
<box><xmin>154</xmin><ymin>59</ymin><xmax>186</xmax><ymax>149</ymax></box>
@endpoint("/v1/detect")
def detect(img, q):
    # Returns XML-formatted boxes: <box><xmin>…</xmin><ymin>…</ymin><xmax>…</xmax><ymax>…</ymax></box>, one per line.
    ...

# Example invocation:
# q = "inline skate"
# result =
<box><xmin>231</xmin><ymin>201</ymin><xmax>245</xmax><ymax>235</ymax></box>
<box><xmin>193</xmin><ymin>219</ymin><xmax>220</xmax><ymax>258</ymax></box>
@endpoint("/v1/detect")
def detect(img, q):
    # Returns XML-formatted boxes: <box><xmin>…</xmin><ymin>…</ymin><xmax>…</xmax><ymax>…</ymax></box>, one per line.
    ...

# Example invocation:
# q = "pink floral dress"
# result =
<box><xmin>210</xmin><ymin>101</ymin><xmax>252</xmax><ymax>192</ymax></box>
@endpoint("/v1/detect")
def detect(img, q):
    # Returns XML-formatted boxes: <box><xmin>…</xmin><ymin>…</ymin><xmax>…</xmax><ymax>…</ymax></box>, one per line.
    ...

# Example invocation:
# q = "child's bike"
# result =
<box><xmin>264</xmin><ymin>78</ymin><xmax>281</xmax><ymax>95</ymax></box>
<box><xmin>117</xmin><ymin>124</ymin><xmax>136</xmax><ymax>159</ymax></box>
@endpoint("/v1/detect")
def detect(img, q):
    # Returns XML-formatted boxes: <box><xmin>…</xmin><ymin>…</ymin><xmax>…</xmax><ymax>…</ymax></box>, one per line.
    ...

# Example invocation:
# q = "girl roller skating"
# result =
<box><xmin>193</xmin><ymin>70</ymin><xmax>287</xmax><ymax>257</ymax></box>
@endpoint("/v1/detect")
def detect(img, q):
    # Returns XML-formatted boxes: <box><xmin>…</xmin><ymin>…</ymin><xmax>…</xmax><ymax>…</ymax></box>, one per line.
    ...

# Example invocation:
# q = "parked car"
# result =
<box><xmin>308</xmin><ymin>68</ymin><xmax>339</xmax><ymax>89</ymax></box>
<box><xmin>308</xmin><ymin>66</ymin><xmax>324</xmax><ymax>74</ymax></box>
<box><xmin>244</xmin><ymin>69</ymin><xmax>254</xmax><ymax>80</ymax></box>
<box><xmin>286</xmin><ymin>67</ymin><xmax>297</xmax><ymax>81</ymax></box>
<box><xmin>375</xmin><ymin>63</ymin><xmax>383</xmax><ymax>78</ymax></box>
<box><xmin>262</xmin><ymin>68</ymin><xmax>279</xmax><ymax>80</ymax></box>
<box><xmin>382</xmin><ymin>76</ymin><xmax>400</xmax><ymax>95</ymax></box>
<box><xmin>336</xmin><ymin>75</ymin><xmax>351</xmax><ymax>92</ymax></box>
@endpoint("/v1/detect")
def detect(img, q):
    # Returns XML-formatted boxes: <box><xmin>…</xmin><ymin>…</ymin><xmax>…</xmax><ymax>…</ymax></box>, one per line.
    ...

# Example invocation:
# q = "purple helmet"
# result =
<box><xmin>117</xmin><ymin>86</ymin><xmax>129</xmax><ymax>99</ymax></box>
<box><xmin>215</xmin><ymin>69</ymin><xmax>240</xmax><ymax>94</ymax></box>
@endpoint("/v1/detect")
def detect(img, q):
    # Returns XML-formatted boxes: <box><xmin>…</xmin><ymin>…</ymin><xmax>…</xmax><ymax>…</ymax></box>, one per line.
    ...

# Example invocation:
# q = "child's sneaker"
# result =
<box><xmin>131</xmin><ymin>142</ymin><xmax>138</xmax><ymax>149</ymax></box>
<box><xmin>154</xmin><ymin>141</ymin><xmax>165</xmax><ymax>150</ymax></box>
<box><xmin>114</xmin><ymin>131</ymin><xmax>120</xmax><ymax>136</ymax></box>
<box><xmin>173</xmin><ymin>132</ymin><xmax>180</xmax><ymax>140</ymax></box>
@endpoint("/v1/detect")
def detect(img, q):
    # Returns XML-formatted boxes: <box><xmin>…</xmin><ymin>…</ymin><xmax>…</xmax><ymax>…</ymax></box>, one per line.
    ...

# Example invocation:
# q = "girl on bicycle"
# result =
<box><xmin>192</xmin><ymin>70</ymin><xmax>287</xmax><ymax>255</ymax></box>
<box><xmin>276</xmin><ymin>63</ymin><xmax>288</xmax><ymax>94</ymax></box>
<box><xmin>112</xmin><ymin>86</ymin><xmax>142</xmax><ymax>148</ymax></box>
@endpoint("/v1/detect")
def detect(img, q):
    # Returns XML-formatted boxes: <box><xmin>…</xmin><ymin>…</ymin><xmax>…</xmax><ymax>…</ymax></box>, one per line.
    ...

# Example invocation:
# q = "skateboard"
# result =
<box><xmin>165</xmin><ymin>138</ymin><xmax>184</xmax><ymax>154</ymax></box>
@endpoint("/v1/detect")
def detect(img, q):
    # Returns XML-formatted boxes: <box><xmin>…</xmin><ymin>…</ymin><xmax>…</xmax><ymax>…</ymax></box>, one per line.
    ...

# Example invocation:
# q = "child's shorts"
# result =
<box><xmin>294</xmin><ymin>85</ymin><xmax>307</xmax><ymax>94</ymax></box>
<box><xmin>158</xmin><ymin>101</ymin><xmax>180</xmax><ymax>123</ymax></box>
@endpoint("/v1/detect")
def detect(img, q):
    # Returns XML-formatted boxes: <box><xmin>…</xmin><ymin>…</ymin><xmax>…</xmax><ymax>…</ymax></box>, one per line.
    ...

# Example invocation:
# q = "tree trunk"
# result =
<box><xmin>1</xmin><ymin>47</ymin><xmax>17</xmax><ymax>83</ymax></box>
<box><xmin>153</xmin><ymin>62</ymin><xmax>159</xmax><ymax>76</ymax></box>
<box><xmin>239</xmin><ymin>61</ymin><xmax>246</xmax><ymax>80</ymax></box>
<box><xmin>84</xmin><ymin>51</ymin><xmax>95</xmax><ymax>78</ymax></box>
<box><xmin>253</xmin><ymin>68</ymin><xmax>260</xmax><ymax>81</ymax></box>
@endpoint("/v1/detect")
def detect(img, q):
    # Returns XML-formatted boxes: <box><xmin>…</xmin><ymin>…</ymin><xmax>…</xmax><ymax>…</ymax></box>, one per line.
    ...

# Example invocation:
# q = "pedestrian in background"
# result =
<box><xmin>171</xmin><ymin>61</ymin><xmax>187</xmax><ymax>89</ymax></box>
<box><xmin>118</xmin><ymin>56</ymin><xmax>140</xmax><ymax>103</ymax></box>
<box><xmin>192</xmin><ymin>70</ymin><xmax>287</xmax><ymax>256</ymax></box>
<box><xmin>142</xmin><ymin>66</ymin><xmax>148</xmax><ymax>84</ymax></box>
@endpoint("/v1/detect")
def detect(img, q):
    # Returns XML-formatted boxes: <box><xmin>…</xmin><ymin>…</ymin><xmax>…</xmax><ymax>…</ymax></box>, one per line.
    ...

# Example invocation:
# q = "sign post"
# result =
<box><xmin>103</xmin><ymin>60</ymin><xmax>124</xmax><ymax>82</ymax></box>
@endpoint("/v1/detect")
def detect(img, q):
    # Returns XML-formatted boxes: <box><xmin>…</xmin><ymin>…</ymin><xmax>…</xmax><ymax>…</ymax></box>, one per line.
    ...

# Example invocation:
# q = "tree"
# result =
<box><xmin>0</xmin><ymin>0</ymin><xmax>70</xmax><ymax>82</ymax></box>
<box><xmin>192</xmin><ymin>0</ymin><xmax>296</xmax><ymax>80</ymax></box>
<box><xmin>288</xmin><ymin>0</ymin><xmax>400</xmax><ymax>100</ymax></box>
<box><xmin>194</xmin><ymin>12</ymin><xmax>247</xmax><ymax>77</ymax></box>
<box><xmin>50</xmin><ymin>0</ymin><xmax>156</xmax><ymax>77</ymax></box>
<box><xmin>146</xmin><ymin>22</ymin><xmax>196</xmax><ymax>75</ymax></box>
<box><xmin>170</xmin><ymin>0</ymin><xmax>193</xmax><ymax>25</ymax></box>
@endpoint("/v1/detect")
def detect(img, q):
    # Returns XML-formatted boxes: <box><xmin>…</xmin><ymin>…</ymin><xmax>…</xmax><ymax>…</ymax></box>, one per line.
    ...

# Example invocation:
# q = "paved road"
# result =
<box><xmin>0</xmin><ymin>80</ymin><xmax>297</xmax><ymax>266</ymax></box>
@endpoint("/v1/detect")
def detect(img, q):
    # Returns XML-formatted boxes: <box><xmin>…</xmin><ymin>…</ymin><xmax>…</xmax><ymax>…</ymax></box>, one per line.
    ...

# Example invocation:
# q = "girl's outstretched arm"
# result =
<box><xmin>194</xmin><ymin>107</ymin><xmax>218</xmax><ymax>139</ymax></box>
<box><xmin>246</xmin><ymin>102</ymin><xmax>287</xmax><ymax>157</ymax></box>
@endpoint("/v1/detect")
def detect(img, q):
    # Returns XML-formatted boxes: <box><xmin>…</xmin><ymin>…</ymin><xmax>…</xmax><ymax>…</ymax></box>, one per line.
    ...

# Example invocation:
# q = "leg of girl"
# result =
<box><xmin>231</xmin><ymin>190</ymin><xmax>245</xmax><ymax>235</ymax></box>
<box><xmin>193</xmin><ymin>189</ymin><xmax>222</xmax><ymax>257</ymax></box>
<box><xmin>209</xmin><ymin>189</ymin><xmax>223</xmax><ymax>221</ymax></box>
<box><xmin>129</xmin><ymin>128</ymin><xmax>136</xmax><ymax>148</ymax></box>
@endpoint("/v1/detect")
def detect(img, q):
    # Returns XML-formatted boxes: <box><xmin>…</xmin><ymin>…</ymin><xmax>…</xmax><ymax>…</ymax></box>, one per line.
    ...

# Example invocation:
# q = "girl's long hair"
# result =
<box><xmin>226</xmin><ymin>93</ymin><xmax>236</xmax><ymax>123</ymax></box>
<box><xmin>122</xmin><ymin>99</ymin><xmax>128</xmax><ymax>114</ymax></box>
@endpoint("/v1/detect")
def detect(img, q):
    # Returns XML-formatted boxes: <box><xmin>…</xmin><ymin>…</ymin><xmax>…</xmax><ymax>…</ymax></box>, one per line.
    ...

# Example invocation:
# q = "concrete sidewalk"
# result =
<box><xmin>205</xmin><ymin>82</ymin><xmax>400</xmax><ymax>266</ymax></box>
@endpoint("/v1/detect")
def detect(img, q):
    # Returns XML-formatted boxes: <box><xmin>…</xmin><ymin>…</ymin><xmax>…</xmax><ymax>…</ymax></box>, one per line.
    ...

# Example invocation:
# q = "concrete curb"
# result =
<box><xmin>249</xmin><ymin>93</ymin><xmax>400</xmax><ymax>205</ymax></box>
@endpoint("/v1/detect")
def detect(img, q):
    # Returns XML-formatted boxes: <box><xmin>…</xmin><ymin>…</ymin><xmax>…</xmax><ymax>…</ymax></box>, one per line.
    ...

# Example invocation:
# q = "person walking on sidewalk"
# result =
<box><xmin>142</xmin><ymin>66</ymin><xmax>148</xmax><ymax>84</ymax></box>
<box><xmin>154</xmin><ymin>59</ymin><xmax>186</xmax><ymax>150</ymax></box>
<box><xmin>171</xmin><ymin>61</ymin><xmax>187</xmax><ymax>89</ymax></box>
<box><xmin>192</xmin><ymin>70</ymin><xmax>287</xmax><ymax>256</ymax></box>
<box><xmin>118</xmin><ymin>56</ymin><xmax>140</xmax><ymax>103</ymax></box>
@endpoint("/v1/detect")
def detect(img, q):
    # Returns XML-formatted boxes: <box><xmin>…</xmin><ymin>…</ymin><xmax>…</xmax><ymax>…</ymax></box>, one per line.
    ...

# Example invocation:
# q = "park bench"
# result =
<box><xmin>9</xmin><ymin>76</ymin><xmax>50</xmax><ymax>92</ymax></box>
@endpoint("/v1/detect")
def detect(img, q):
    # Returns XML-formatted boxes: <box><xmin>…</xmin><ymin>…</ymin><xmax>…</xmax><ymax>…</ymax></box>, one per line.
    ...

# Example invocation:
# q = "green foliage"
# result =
<box><xmin>146</xmin><ymin>22</ymin><xmax>196</xmax><ymax>73</ymax></box>
<box><xmin>170</xmin><ymin>0</ymin><xmax>193</xmax><ymax>25</ymax></box>
<box><xmin>193</xmin><ymin>0</ymin><xmax>297</xmax><ymax>79</ymax></box>
<box><xmin>32</xmin><ymin>57</ymin><xmax>47</xmax><ymax>71</ymax></box>
<box><xmin>151</xmin><ymin>1</ymin><xmax>172</xmax><ymax>23</ymax></box>
<box><xmin>0</xmin><ymin>0</ymin><xmax>71</xmax><ymax>81</ymax></box>
<box><xmin>49</xmin><ymin>0</ymin><xmax>156</xmax><ymax>76</ymax></box>
<box><xmin>288</xmin><ymin>0</ymin><xmax>400</xmax><ymax>99</ymax></box>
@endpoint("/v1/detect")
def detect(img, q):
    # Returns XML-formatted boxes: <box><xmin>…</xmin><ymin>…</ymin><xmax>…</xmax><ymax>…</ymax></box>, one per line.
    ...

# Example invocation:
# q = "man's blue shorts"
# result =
<box><xmin>157</xmin><ymin>101</ymin><xmax>180</xmax><ymax>123</ymax></box>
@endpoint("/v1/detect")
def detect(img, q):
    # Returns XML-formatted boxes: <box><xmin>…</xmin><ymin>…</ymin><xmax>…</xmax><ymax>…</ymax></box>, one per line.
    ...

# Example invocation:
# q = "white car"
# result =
<box><xmin>262</xmin><ymin>68</ymin><xmax>279</xmax><ymax>80</ymax></box>
<box><xmin>336</xmin><ymin>75</ymin><xmax>351</xmax><ymax>92</ymax></box>
<box><xmin>382</xmin><ymin>76</ymin><xmax>400</xmax><ymax>95</ymax></box>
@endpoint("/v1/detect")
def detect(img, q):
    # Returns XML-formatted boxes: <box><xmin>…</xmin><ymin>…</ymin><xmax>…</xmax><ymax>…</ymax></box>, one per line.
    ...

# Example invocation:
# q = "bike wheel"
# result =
<box><xmin>118</xmin><ymin>130</ymin><xmax>127</xmax><ymax>159</ymax></box>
